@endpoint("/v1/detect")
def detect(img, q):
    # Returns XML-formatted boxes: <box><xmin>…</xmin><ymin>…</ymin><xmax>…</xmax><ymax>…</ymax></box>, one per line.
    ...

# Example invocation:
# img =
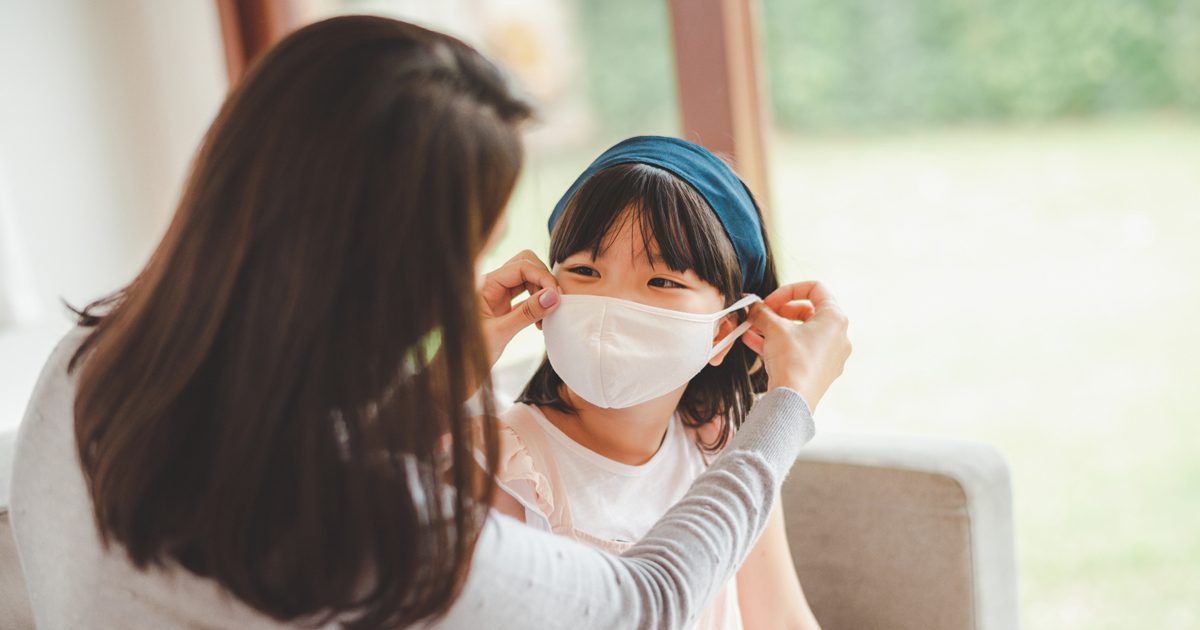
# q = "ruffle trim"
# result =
<box><xmin>494</xmin><ymin>422</ymin><xmax>555</xmax><ymax>520</ymax></box>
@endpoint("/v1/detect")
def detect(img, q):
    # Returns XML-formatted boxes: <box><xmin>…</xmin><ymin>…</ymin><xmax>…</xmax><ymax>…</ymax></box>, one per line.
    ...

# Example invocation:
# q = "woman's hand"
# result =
<box><xmin>478</xmin><ymin>250</ymin><xmax>560</xmax><ymax>368</ymax></box>
<box><xmin>741</xmin><ymin>281</ymin><xmax>851</xmax><ymax>411</ymax></box>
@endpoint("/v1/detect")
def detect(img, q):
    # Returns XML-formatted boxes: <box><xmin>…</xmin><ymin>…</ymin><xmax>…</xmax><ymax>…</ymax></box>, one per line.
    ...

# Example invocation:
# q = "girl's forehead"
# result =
<box><xmin>582</xmin><ymin>218</ymin><xmax>666</xmax><ymax>265</ymax></box>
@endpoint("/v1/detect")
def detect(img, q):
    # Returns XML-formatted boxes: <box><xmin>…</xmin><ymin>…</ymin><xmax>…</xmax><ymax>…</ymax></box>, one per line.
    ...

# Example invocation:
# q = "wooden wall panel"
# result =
<box><xmin>667</xmin><ymin>0</ymin><xmax>773</xmax><ymax>215</ymax></box>
<box><xmin>215</xmin><ymin>0</ymin><xmax>303</xmax><ymax>85</ymax></box>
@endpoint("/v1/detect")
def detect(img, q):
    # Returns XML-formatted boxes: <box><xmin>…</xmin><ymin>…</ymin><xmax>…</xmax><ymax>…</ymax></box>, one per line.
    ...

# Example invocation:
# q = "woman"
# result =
<box><xmin>9</xmin><ymin>16</ymin><xmax>850</xmax><ymax>630</ymax></box>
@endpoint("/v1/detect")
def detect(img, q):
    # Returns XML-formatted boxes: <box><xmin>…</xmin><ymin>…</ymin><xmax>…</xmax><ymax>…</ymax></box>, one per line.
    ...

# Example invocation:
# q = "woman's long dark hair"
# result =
<box><xmin>68</xmin><ymin>16</ymin><xmax>530</xmax><ymax>628</ymax></box>
<box><xmin>517</xmin><ymin>163</ymin><xmax>779</xmax><ymax>452</ymax></box>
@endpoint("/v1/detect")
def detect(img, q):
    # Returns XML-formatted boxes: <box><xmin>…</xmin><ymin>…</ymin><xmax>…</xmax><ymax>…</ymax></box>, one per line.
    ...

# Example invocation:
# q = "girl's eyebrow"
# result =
<box><xmin>562</xmin><ymin>250</ymin><xmax>598</xmax><ymax>262</ymax></box>
<box><xmin>640</xmin><ymin>246</ymin><xmax>673</xmax><ymax>269</ymax></box>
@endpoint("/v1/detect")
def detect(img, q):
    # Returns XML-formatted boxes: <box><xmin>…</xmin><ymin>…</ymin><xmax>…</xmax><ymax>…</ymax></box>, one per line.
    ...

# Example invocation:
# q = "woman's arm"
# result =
<box><xmin>736</xmin><ymin>501</ymin><xmax>822</xmax><ymax>630</ymax></box>
<box><xmin>430</xmin><ymin>388</ymin><xmax>814</xmax><ymax>630</ymax></box>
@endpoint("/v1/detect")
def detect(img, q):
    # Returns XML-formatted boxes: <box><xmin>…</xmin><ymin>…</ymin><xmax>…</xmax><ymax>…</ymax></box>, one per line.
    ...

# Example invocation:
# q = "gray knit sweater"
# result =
<box><xmin>10</xmin><ymin>328</ymin><xmax>814</xmax><ymax>630</ymax></box>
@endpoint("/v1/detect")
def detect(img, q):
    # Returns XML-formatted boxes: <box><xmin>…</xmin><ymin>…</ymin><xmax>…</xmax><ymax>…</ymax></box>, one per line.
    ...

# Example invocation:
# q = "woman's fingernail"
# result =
<box><xmin>539</xmin><ymin>289</ymin><xmax>558</xmax><ymax>308</ymax></box>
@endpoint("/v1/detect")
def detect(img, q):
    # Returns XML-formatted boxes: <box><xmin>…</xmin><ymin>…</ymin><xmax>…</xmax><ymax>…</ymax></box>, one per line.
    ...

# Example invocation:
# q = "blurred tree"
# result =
<box><xmin>572</xmin><ymin>0</ymin><xmax>679</xmax><ymax>138</ymax></box>
<box><xmin>570</xmin><ymin>0</ymin><xmax>1200</xmax><ymax>134</ymax></box>
<box><xmin>761</xmin><ymin>0</ymin><xmax>1200</xmax><ymax>130</ymax></box>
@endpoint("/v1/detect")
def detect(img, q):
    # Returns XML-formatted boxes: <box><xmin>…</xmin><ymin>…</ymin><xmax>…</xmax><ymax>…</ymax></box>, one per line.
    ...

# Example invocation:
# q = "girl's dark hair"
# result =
<box><xmin>68</xmin><ymin>16</ymin><xmax>531</xmax><ymax>629</ymax></box>
<box><xmin>516</xmin><ymin>163</ymin><xmax>779</xmax><ymax>451</ymax></box>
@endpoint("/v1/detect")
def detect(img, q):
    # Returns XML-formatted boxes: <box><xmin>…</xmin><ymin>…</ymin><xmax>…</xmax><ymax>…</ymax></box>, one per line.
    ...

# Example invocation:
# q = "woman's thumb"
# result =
<box><xmin>747</xmin><ymin>300</ymin><xmax>787</xmax><ymax>333</ymax></box>
<box><xmin>500</xmin><ymin>288</ymin><xmax>559</xmax><ymax>336</ymax></box>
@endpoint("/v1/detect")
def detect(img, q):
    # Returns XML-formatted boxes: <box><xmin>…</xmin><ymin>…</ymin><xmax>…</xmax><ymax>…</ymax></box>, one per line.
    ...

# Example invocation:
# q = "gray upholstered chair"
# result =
<box><xmin>784</xmin><ymin>432</ymin><xmax>1020</xmax><ymax>630</ymax></box>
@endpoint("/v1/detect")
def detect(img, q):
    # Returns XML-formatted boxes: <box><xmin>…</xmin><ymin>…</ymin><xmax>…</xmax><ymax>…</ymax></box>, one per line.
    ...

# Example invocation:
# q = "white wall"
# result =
<box><xmin>0</xmin><ymin>0</ymin><xmax>227</xmax><ymax>430</ymax></box>
<box><xmin>0</xmin><ymin>0</ymin><xmax>227</xmax><ymax>313</ymax></box>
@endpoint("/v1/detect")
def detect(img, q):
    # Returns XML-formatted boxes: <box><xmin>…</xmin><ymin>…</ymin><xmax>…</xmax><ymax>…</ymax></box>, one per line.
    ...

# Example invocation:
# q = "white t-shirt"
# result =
<box><xmin>525</xmin><ymin>406</ymin><xmax>710</xmax><ymax>543</ymax></box>
<box><xmin>494</xmin><ymin>404</ymin><xmax>745</xmax><ymax>630</ymax></box>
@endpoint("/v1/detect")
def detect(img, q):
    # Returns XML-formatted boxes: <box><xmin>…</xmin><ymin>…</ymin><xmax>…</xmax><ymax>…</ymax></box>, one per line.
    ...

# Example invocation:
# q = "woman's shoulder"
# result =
<box><xmin>34</xmin><ymin>323</ymin><xmax>90</xmax><ymax>380</ymax></box>
<box><xmin>12</xmin><ymin>325</ymin><xmax>91</xmax><ymax>444</ymax></box>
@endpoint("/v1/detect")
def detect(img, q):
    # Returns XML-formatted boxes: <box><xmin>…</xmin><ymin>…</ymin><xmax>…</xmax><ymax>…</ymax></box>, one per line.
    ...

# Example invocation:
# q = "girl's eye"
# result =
<box><xmin>567</xmin><ymin>265</ymin><xmax>599</xmax><ymax>278</ymax></box>
<box><xmin>649</xmin><ymin>277</ymin><xmax>685</xmax><ymax>289</ymax></box>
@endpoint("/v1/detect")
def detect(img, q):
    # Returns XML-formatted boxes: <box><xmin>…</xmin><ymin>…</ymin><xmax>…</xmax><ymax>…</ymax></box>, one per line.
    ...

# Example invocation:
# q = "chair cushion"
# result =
<box><xmin>0</xmin><ymin>511</ymin><xmax>35</xmax><ymax>630</ymax></box>
<box><xmin>783</xmin><ymin>460</ymin><xmax>975</xmax><ymax>630</ymax></box>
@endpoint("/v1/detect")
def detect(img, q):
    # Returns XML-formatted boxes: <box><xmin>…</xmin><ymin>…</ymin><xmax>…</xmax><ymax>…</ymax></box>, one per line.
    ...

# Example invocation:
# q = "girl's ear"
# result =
<box><xmin>708</xmin><ymin>314</ymin><xmax>739</xmax><ymax>366</ymax></box>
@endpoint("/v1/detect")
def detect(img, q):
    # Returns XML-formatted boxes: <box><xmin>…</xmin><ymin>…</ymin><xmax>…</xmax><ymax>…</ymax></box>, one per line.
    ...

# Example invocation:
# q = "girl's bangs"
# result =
<box><xmin>550</xmin><ymin>164</ymin><xmax>740</xmax><ymax>296</ymax></box>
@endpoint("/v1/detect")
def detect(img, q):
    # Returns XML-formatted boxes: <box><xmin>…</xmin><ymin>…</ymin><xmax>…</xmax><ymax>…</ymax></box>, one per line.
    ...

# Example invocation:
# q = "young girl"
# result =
<box><xmin>491</xmin><ymin>136</ymin><xmax>823</xmax><ymax>630</ymax></box>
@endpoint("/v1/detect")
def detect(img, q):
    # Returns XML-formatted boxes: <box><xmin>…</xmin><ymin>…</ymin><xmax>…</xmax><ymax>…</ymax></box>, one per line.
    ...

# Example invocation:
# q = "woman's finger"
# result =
<box><xmin>491</xmin><ymin>257</ymin><xmax>555</xmax><ymax>293</ymax></box>
<box><xmin>746</xmin><ymin>282</ymin><xmax>851</xmax><ymax>409</ymax></box>
<box><xmin>478</xmin><ymin>251</ymin><xmax>562</xmax><ymax>365</ymax></box>
<box><xmin>762</xmin><ymin>281</ymin><xmax>818</xmax><ymax>311</ymax></box>
<box><xmin>484</xmin><ymin>287</ymin><xmax>560</xmax><ymax>361</ymax></box>
<box><xmin>746</xmin><ymin>300</ymin><xmax>790</xmax><ymax>336</ymax></box>
<box><xmin>505</xmin><ymin>248</ymin><xmax>540</xmax><ymax>264</ymax></box>
<box><xmin>763</xmin><ymin>280</ymin><xmax>841</xmax><ymax>314</ymax></box>
<box><xmin>504</xmin><ymin>250</ymin><xmax>546</xmax><ymax>294</ymax></box>
<box><xmin>802</xmin><ymin>294</ymin><xmax>849</xmax><ymax>331</ymax></box>
<box><xmin>741</xmin><ymin>328</ymin><xmax>764</xmax><ymax>355</ymax></box>
<box><xmin>773</xmin><ymin>302</ymin><xmax>815</xmax><ymax>322</ymax></box>
<box><xmin>479</xmin><ymin>255</ymin><xmax>558</xmax><ymax>313</ymax></box>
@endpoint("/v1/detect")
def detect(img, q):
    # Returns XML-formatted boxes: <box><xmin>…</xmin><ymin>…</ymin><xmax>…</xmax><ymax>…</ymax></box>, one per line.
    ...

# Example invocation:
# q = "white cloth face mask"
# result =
<box><xmin>541</xmin><ymin>293</ymin><xmax>761</xmax><ymax>409</ymax></box>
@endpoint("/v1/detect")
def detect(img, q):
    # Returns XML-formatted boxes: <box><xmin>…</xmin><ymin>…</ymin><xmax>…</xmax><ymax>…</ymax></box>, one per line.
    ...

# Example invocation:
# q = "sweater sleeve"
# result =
<box><xmin>427</xmin><ymin>388</ymin><xmax>814</xmax><ymax>630</ymax></box>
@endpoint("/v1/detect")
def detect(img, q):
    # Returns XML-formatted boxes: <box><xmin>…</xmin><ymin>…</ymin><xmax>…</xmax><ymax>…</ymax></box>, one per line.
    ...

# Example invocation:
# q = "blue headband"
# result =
<box><xmin>547</xmin><ymin>136</ymin><xmax>767</xmax><ymax>292</ymax></box>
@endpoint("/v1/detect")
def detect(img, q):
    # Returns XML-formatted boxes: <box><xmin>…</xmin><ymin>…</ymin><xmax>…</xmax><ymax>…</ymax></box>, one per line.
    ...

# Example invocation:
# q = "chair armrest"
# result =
<box><xmin>0</xmin><ymin>430</ymin><xmax>14</xmax><ymax>512</ymax></box>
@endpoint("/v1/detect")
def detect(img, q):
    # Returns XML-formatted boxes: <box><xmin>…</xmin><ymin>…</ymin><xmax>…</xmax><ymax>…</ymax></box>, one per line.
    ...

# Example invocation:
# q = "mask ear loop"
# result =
<box><xmin>706</xmin><ymin>295</ymin><xmax>762</xmax><ymax>360</ymax></box>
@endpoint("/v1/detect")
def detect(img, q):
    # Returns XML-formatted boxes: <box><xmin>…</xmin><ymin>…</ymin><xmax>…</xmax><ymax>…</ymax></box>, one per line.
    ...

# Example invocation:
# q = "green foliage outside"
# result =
<box><xmin>571</xmin><ymin>0</ymin><xmax>680</xmax><ymax>138</ymax></box>
<box><xmin>572</xmin><ymin>0</ymin><xmax>1200</xmax><ymax>134</ymax></box>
